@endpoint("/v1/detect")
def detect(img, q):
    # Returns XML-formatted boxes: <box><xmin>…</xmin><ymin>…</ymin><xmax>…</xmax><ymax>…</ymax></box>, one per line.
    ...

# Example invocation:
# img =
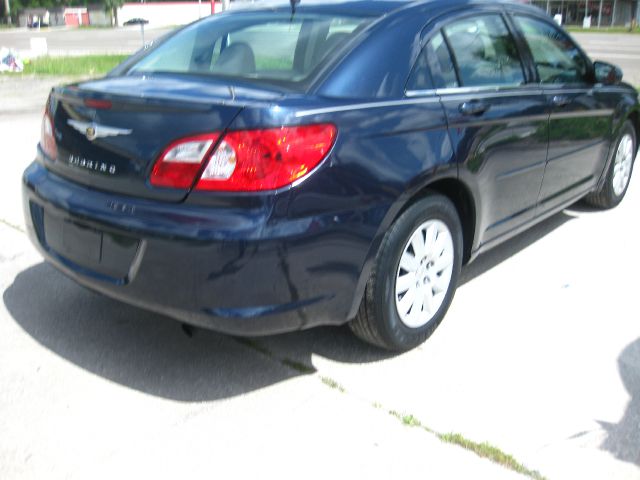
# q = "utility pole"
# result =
<box><xmin>4</xmin><ymin>0</ymin><xmax>11</xmax><ymax>25</ymax></box>
<box><xmin>598</xmin><ymin>0</ymin><xmax>604</xmax><ymax>27</ymax></box>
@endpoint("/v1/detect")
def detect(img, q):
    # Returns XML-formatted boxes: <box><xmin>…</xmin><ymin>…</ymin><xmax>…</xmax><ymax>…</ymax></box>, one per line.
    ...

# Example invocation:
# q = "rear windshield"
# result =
<box><xmin>128</xmin><ymin>12</ymin><xmax>371</xmax><ymax>87</ymax></box>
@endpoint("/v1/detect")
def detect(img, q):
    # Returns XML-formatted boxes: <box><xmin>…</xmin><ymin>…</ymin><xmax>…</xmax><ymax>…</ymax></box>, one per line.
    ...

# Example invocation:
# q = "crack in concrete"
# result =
<box><xmin>0</xmin><ymin>218</ymin><xmax>25</xmax><ymax>234</ymax></box>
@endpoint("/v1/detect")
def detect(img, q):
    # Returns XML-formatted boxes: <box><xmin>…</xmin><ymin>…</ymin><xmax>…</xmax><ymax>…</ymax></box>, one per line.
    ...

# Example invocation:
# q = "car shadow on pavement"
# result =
<box><xmin>2</xmin><ymin>261</ymin><xmax>392</xmax><ymax>402</ymax></box>
<box><xmin>459</xmin><ymin>209</ymin><xmax>574</xmax><ymax>285</ymax></box>
<box><xmin>3</xmin><ymin>209</ymin><xmax>575</xmax><ymax>403</ymax></box>
<box><xmin>599</xmin><ymin>338</ymin><xmax>640</xmax><ymax>466</ymax></box>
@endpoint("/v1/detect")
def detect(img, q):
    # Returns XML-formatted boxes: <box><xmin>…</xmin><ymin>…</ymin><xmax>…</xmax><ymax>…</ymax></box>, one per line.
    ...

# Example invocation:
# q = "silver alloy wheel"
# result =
<box><xmin>395</xmin><ymin>219</ymin><xmax>454</xmax><ymax>329</ymax></box>
<box><xmin>613</xmin><ymin>133</ymin><xmax>634</xmax><ymax>196</ymax></box>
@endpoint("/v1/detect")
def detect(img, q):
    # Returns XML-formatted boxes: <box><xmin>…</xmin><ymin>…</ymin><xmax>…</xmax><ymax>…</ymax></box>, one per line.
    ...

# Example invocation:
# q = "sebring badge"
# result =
<box><xmin>68</xmin><ymin>154</ymin><xmax>117</xmax><ymax>175</ymax></box>
<box><xmin>67</xmin><ymin>119</ymin><xmax>132</xmax><ymax>142</ymax></box>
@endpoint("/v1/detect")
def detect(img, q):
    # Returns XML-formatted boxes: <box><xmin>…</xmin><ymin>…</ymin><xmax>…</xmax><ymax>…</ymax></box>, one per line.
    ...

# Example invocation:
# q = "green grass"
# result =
<box><xmin>281</xmin><ymin>358</ymin><xmax>315</xmax><ymax>374</ymax></box>
<box><xmin>388</xmin><ymin>410</ymin><xmax>546</xmax><ymax>480</ymax></box>
<box><xmin>19</xmin><ymin>55</ymin><xmax>129</xmax><ymax>76</ymax></box>
<box><xmin>566</xmin><ymin>26</ymin><xmax>640</xmax><ymax>34</ymax></box>
<box><xmin>0</xmin><ymin>218</ymin><xmax>25</xmax><ymax>233</ymax></box>
<box><xmin>400</xmin><ymin>414</ymin><xmax>423</xmax><ymax>428</ymax></box>
<box><xmin>233</xmin><ymin>338</ymin><xmax>273</xmax><ymax>357</ymax></box>
<box><xmin>233</xmin><ymin>338</ymin><xmax>316</xmax><ymax>374</ymax></box>
<box><xmin>320</xmin><ymin>376</ymin><xmax>346</xmax><ymax>393</ymax></box>
<box><xmin>438</xmin><ymin>433</ymin><xmax>547</xmax><ymax>480</ymax></box>
<box><xmin>232</xmin><ymin>336</ymin><xmax>545</xmax><ymax>479</ymax></box>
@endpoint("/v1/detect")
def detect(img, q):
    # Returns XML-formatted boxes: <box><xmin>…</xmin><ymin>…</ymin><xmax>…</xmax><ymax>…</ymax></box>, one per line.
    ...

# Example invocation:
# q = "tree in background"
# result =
<box><xmin>2</xmin><ymin>0</ymin><xmax>11</xmax><ymax>24</ymax></box>
<box><xmin>103</xmin><ymin>0</ymin><xmax>123</xmax><ymax>26</ymax></box>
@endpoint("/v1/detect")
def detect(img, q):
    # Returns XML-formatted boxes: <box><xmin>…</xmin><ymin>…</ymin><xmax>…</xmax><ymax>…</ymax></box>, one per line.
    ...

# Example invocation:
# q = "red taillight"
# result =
<box><xmin>150</xmin><ymin>133</ymin><xmax>220</xmax><ymax>189</ymax></box>
<box><xmin>150</xmin><ymin>124</ymin><xmax>337</xmax><ymax>192</ymax></box>
<box><xmin>198</xmin><ymin>124</ymin><xmax>336</xmax><ymax>191</ymax></box>
<box><xmin>41</xmin><ymin>112</ymin><xmax>57</xmax><ymax>160</ymax></box>
<box><xmin>84</xmin><ymin>98</ymin><xmax>112</xmax><ymax>110</ymax></box>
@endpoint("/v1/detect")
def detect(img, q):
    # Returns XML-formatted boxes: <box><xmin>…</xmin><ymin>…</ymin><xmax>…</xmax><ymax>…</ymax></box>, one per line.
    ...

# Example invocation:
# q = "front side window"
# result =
<box><xmin>514</xmin><ymin>16</ymin><xmax>590</xmax><ymax>85</ymax></box>
<box><xmin>129</xmin><ymin>13</ymin><xmax>371</xmax><ymax>87</ymax></box>
<box><xmin>443</xmin><ymin>15</ymin><xmax>525</xmax><ymax>87</ymax></box>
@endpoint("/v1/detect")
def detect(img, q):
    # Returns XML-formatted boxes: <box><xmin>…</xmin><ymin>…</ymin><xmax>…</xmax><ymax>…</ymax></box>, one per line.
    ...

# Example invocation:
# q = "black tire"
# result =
<box><xmin>350</xmin><ymin>194</ymin><xmax>463</xmax><ymax>351</ymax></box>
<box><xmin>584</xmin><ymin>121</ymin><xmax>636</xmax><ymax>209</ymax></box>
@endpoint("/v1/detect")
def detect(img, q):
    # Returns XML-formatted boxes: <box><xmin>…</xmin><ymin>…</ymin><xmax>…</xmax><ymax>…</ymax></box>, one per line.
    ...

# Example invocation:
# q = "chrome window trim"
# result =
<box><xmin>295</xmin><ymin>83</ymin><xmax>629</xmax><ymax>118</ymax></box>
<box><xmin>405</xmin><ymin>89</ymin><xmax>438</xmax><ymax>98</ymax></box>
<box><xmin>406</xmin><ymin>84</ymin><xmax>545</xmax><ymax>103</ymax></box>
<box><xmin>407</xmin><ymin>84</ymin><xmax>541</xmax><ymax>97</ymax></box>
<box><xmin>406</xmin><ymin>84</ymin><xmax>631</xmax><ymax>99</ymax></box>
<box><xmin>294</xmin><ymin>97</ymin><xmax>441</xmax><ymax>117</ymax></box>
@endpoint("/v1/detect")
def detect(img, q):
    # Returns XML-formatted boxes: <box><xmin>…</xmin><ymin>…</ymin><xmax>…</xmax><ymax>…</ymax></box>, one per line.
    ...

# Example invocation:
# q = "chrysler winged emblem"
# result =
<box><xmin>68</xmin><ymin>119</ymin><xmax>132</xmax><ymax>142</ymax></box>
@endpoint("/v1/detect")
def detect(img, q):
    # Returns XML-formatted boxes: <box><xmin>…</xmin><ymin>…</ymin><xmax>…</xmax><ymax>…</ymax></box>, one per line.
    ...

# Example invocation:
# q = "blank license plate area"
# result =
<box><xmin>42</xmin><ymin>211</ymin><xmax>139</xmax><ymax>279</ymax></box>
<box><xmin>44</xmin><ymin>212</ymin><xmax>101</xmax><ymax>265</ymax></box>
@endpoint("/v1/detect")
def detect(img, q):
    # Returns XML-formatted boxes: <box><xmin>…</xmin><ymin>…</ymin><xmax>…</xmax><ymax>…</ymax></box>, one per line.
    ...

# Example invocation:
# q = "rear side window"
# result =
<box><xmin>407</xmin><ymin>32</ymin><xmax>458</xmax><ymax>91</ymax></box>
<box><xmin>129</xmin><ymin>13</ymin><xmax>371</xmax><ymax>86</ymax></box>
<box><xmin>443</xmin><ymin>15</ymin><xmax>525</xmax><ymax>87</ymax></box>
<box><xmin>514</xmin><ymin>16</ymin><xmax>589</xmax><ymax>85</ymax></box>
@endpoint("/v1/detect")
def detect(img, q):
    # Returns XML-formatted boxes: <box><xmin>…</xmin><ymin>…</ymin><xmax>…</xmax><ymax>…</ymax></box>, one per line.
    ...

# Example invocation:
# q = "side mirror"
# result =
<box><xmin>593</xmin><ymin>61</ymin><xmax>623</xmax><ymax>85</ymax></box>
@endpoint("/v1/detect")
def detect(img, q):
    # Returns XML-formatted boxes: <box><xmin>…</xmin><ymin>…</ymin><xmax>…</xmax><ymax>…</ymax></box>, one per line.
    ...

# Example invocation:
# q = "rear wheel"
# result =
<box><xmin>350</xmin><ymin>194</ymin><xmax>463</xmax><ymax>351</ymax></box>
<box><xmin>584</xmin><ymin>121</ymin><xmax>636</xmax><ymax>209</ymax></box>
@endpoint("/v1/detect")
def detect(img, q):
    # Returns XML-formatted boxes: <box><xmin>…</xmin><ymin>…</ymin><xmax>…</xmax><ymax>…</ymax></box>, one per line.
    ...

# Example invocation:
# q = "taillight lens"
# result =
<box><xmin>149</xmin><ymin>124</ymin><xmax>336</xmax><ymax>192</ymax></box>
<box><xmin>41</xmin><ymin>112</ymin><xmax>57</xmax><ymax>160</ymax></box>
<box><xmin>197</xmin><ymin>124</ymin><xmax>337</xmax><ymax>191</ymax></box>
<box><xmin>150</xmin><ymin>133</ymin><xmax>219</xmax><ymax>188</ymax></box>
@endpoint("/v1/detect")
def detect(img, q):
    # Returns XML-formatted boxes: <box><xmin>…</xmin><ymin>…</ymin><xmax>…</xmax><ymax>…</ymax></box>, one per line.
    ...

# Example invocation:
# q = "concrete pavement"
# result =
<box><xmin>0</xmin><ymin>232</ymin><xmax>528</xmax><ymax>480</ymax></box>
<box><xmin>0</xmin><ymin>83</ymin><xmax>531</xmax><ymax>480</ymax></box>
<box><xmin>1</xmin><ymin>34</ymin><xmax>640</xmax><ymax>478</ymax></box>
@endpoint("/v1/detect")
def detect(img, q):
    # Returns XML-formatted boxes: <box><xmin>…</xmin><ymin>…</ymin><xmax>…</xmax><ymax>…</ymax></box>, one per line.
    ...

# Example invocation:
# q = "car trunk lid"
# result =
<box><xmin>44</xmin><ymin>75</ymin><xmax>283</xmax><ymax>202</ymax></box>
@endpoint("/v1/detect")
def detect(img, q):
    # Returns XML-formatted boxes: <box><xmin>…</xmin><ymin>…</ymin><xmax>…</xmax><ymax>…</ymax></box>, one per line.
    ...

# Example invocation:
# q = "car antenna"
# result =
<box><xmin>290</xmin><ymin>0</ymin><xmax>300</xmax><ymax>21</ymax></box>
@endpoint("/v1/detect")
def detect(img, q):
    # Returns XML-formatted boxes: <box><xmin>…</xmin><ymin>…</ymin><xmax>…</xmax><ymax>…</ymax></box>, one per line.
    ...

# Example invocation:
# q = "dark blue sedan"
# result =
<box><xmin>23</xmin><ymin>0</ymin><xmax>638</xmax><ymax>350</ymax></box>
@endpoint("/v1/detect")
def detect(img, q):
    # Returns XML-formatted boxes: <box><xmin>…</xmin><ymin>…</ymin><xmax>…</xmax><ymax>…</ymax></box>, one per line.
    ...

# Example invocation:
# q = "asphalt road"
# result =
<box><xmin>1</xmin><ymin>32</ymin><xmax>639</xmax><ymax>480</ymax></box>
<box><xmin>0</xmin><ymin>26</ymin><xmax>638</xmax><ymax>85</ymax></box>
<box><xmin>572</xmin><ymin>32</ymin><xmax>640</xmax><ymax>87</ymax></box>
<box><xmin>0</xmin><ymin>26</ymin><xmax>173</xmax><ymax>56</ymax></box>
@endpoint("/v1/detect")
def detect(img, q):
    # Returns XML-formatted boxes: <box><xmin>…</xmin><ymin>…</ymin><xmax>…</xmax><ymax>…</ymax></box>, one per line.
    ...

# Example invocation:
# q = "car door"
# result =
<box><xmin>429</xmin><ymin>12</ymin><xmax>549</xmax><ymax>244</ymax></box>
<box><xmin>512</xmin><ymin>14</ymin><xmax>616</xmax><ymax>210</ymax></box>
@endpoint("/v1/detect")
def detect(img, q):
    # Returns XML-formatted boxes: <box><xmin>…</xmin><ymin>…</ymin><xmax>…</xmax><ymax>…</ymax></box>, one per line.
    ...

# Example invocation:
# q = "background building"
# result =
<box><xmin>526</xmin><ymin>0</ymin><xmax>639</xmax><ymax>27</ymax></box>
<box><xmin>16</xmin><ymin>1</ymin><xmax>222</xmax><ymax>28</ymax></box>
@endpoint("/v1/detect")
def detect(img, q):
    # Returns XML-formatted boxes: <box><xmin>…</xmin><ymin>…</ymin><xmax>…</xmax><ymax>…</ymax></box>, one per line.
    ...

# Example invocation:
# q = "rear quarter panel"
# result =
<box><xmin>223</xmin><ymin>95</ymin><xmax>455</xmax><ymax>320</ymax></box>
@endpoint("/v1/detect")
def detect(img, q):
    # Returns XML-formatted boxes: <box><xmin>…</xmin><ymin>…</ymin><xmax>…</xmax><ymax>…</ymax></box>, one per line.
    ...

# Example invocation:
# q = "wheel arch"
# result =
<box><xmin>397</xmin><ymin>178</ymin><xmax>477</xmax><ymax>265</ymax></box>
<box><xmin>346</xmin><ymin>174</ymin><xmax>478</xmax><ymax>321</ymax></box>
<box><xmin>628</xmin><ymin>108</ymin><xmax>640</xmax><ymax>154</ymax></box>
<box><xmin>597</xmin><ymin>105</ymin><xmax>640</xmax><ymax>192</ymax></box>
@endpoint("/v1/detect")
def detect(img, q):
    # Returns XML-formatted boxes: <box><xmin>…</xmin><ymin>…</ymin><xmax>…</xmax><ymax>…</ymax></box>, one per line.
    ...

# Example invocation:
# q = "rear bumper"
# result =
<box><xmin>22</xmin><ymin>161</ymin><xmax>376</xmax><ymax>335</ymax></box>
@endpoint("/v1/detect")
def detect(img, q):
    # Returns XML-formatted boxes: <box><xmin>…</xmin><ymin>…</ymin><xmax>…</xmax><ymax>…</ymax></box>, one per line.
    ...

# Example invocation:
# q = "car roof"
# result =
<box><xmin>230</xmin><ymin>0</ymin><xmax>541</xmax><ymax>17</ymax></box>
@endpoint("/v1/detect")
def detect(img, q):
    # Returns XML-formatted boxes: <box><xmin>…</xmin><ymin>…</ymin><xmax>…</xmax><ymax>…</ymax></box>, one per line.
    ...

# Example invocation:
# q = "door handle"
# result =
<box><xmin>459</xmin><ymin>101</ymin><xmax>489</xmax><ymax>116</ymax></box>
<box><xmin>551</xmin><ymin>95</ymin><xmax>571</xmax><ymax>107</ymax></box>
